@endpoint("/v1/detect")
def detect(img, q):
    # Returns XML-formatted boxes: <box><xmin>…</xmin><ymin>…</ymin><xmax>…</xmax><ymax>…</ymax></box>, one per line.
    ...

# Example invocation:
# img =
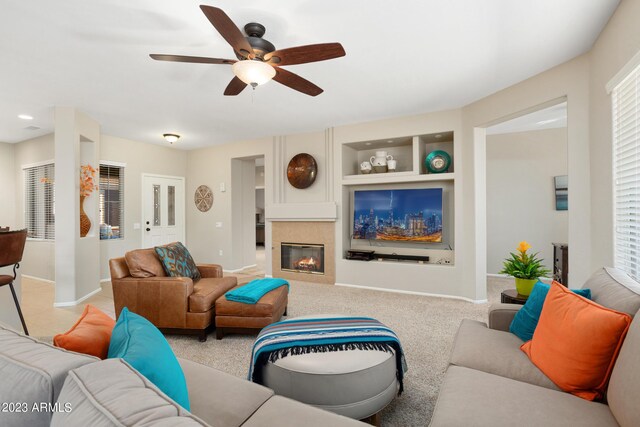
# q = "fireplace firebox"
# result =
<box><xmin>281</xmin><ymin>243</ymin><xmax>325</xmax><ymax>275</ymax></box>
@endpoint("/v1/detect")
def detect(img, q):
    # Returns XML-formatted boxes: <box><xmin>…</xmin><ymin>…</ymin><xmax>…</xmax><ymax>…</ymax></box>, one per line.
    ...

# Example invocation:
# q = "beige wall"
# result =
<box><xmin>486</xmin><ymin>128</ymin><xmax>568</xmax><ymax>274</ymax></box>
<box><xmin>99</xmin><ymin>135</ymin><xmax>188</xmax><ymax>280</ymax></box>
<box><xmin>0</xmin><ymin>141</ymin><xmax>20</xmax><ymax>328</ymax></box>
<box><xmin>588</xmin><ymin>0</ymin><xmax>640</xmax><ymax>270</ymax></box>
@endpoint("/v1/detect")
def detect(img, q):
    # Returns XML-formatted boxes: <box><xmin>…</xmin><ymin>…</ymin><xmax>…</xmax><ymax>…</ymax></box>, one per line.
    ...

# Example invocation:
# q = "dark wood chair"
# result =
<box><xmin>0</xmin><ymin>229</ymin><xmax>29</xmax><ymax>335</ymax></box>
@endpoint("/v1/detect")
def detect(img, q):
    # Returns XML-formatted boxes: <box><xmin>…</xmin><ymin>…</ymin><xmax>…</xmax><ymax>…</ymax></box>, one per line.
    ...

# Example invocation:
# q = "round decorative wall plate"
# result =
<box><xmin>194</xmin><ymin>185</ymin><xmax>213</xmax><ymax>212</ymax></box>
<box><xmin>425</xmin><ymin>150</ymin><xmax>451</xmax><ymax>174</ymax></box>
<box><xmin>287</xmin><ymin>153</ymin><xmax>318</xmax><ymax>189</ymax></box>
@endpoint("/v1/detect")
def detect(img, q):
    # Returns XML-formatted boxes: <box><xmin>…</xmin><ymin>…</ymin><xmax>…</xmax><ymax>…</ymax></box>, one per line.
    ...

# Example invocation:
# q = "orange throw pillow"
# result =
<box><xmin>521</xmin><ymin>282</ymin><xmax>631</xmax><ymax>400</ymax></box>
<box><xmin>53</xmin><ymin>304</ymin><xmax>115</xmax><ymax>359</ymax></box>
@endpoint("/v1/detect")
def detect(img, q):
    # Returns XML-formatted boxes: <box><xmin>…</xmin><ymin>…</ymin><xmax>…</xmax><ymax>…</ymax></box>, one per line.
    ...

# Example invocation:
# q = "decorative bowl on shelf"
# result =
<box><xmin>425</xmin><ymin>150</ymin><xmax>451</xmax><ymax>174</ymax></box>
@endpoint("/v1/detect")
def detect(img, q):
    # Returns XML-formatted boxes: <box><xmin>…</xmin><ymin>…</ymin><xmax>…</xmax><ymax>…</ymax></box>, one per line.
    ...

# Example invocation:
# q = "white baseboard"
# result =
<box><xmin>21</xmin><ymin>275</ymin><xmax>55</xmax><ymax>285</ymax></box>
<box><xmin>224</xmin><ymin>264</ymin><xmax>258</xmax><ymax>273</ymax></box>
<box><xmin>100</xmin><ymin>278</ymin><xmax>111</xmax><ymax>284</ymax></box>
<box><xmin>53</xmin><ymin>288</ymin><xmax>102</xmax><ymax>308</ymax></box>
<box><xmin>334</xmin><ymin>282</ymin><xmax>487</xmax><ymax>304</ymax></box>
<box><xmin>265</xmin><ymin>274</ymin><xmax>273</xmax><ymax>278</ymax></box>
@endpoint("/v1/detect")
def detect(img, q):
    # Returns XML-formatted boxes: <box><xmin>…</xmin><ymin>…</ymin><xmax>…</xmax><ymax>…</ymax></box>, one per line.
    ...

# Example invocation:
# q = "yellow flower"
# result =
<box><xmin>518</xmin><ymin>241</ymin><xmax>531</xmax><ymax>253</ymax></box>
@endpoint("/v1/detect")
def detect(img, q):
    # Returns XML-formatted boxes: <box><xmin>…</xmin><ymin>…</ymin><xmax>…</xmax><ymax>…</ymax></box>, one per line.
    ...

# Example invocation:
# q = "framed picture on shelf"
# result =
<box><xmin>554</xmin><ymin>175</ymin><xmax>568</xmax><ymax>211</ymax></box>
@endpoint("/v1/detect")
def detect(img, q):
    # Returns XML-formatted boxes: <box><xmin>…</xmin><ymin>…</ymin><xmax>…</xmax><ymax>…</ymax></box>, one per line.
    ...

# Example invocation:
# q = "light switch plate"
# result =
<box><xmin>220</xmin><ymin>182</ymin><xmax>226</xmax><ymax>192</ymax></box>
<box><xmin>215</xmin><ymin>222</ymin><xmax>222</xmax><ymax>228</ymax></box>
<box><xmin>133</xmin><ymin>223</ymin><xmax>140</xmax><ymax>230</ymax></box>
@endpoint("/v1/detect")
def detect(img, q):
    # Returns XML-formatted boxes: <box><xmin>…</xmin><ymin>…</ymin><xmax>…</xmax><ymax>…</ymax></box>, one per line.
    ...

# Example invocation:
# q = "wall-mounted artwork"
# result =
<box><xmin>554</xmin><ymin>175</ymin><xmax>568</xmax><ymax>211</ymax></box>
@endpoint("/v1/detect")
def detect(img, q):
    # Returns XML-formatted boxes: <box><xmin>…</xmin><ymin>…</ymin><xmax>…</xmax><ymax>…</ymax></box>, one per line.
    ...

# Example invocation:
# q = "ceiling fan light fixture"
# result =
<box><xmin>163</xmin><ymin>133</ymin><xmax>180</xmax><ymax>144</ymax></box>
<box><xmin>232</xmin><ymin>60</ymin><xmax>276</xmax><ymax>87</ymax></box>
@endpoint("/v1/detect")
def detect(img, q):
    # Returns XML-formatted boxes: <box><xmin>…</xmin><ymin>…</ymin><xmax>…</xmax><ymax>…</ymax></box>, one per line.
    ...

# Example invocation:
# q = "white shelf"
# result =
<box><xmin>342</xmin><ymin>172</ymin><xmax>455</xmax><ymax>186</ymax></box>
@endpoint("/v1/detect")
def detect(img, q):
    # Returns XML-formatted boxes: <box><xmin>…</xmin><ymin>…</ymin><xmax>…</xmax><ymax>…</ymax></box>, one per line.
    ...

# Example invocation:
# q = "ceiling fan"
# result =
<box><xmin>150</xmin><ymin>5</ymin><xmax>346</xmax><ymax>97</ymax></box>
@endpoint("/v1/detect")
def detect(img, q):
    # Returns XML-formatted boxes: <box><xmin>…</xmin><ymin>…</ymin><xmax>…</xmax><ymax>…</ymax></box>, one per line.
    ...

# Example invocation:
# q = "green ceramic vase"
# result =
<box><xmin>514</xmin><ymin>278</ymin><xmax>537</xmax><ymax>296</ymax></box>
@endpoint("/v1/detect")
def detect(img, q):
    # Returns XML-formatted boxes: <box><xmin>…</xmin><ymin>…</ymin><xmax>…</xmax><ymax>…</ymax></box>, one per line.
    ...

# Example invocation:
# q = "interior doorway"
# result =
<box><xmin>141</xmin><ymin>174</ymin><xmax>185</xmax><ymax>248</ymax></box>
<box><xmin>255</xmin><ymin>157</ymin><xmax>266</xmax><ymax>275</ymax></box>
<box><xmin>477</xmin><ymin>100</ymin><xmax>568</xmax><ymax>298</ymax></box>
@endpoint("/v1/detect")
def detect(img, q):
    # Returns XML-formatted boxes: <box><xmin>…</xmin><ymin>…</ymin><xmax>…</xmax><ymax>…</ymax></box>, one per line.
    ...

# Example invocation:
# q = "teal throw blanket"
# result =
<box><xmin>225</xmin><ymin>278</ymin><xmax>289</xmax><ymax>304</ymax></box>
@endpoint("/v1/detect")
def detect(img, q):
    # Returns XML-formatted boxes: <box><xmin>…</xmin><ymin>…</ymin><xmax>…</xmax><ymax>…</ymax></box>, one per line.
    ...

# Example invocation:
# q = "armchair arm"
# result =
<box><xmin>197</xmin><ymin>264</ymin><xmax>223</xmax><ymax>278</ymax></box>
<box><xmin>111</xmin><ymin>276</ymin><xmax>194</xmax><ymax>328</ymax></box>
<box><xmin>487</xmin><ymin>303</ymin><xmax>522</xmax><ymax>331</ymax></box>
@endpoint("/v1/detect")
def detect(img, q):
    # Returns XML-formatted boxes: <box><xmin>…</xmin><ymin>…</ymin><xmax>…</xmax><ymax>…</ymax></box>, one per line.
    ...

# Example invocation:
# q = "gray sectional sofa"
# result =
<box><xmin>430</xmin><ymin>267</ymin><xmax>640</xmax><ymax>427</ymax></box>
<box><xmin>0</xmin><ymin>326</ymin><xmax>365</xmax><ymax>427</ymax></box>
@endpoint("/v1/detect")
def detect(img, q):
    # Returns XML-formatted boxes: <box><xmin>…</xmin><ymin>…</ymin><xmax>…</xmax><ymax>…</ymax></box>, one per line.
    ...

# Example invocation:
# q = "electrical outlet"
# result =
<box><xmin>219</xmin><ymin>250</ymin><xmax>223</xmax><ymax>256</ymax></box>
<box><xmin>216</xmin><ymin>222</ymin><xmax>222</xmax><ymax>228</ymax></box>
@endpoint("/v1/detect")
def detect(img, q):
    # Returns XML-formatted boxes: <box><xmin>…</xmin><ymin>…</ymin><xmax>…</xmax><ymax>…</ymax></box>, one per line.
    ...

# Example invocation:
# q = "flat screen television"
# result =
<box><xmin>353</xmin><ymin>188</ymin><xmax>443</xmax><ymax>243</ymax></box>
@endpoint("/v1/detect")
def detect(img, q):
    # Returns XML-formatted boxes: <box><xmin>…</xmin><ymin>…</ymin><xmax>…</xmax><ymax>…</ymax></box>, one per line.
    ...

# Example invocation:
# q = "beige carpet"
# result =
<box><xmin>167</xmin><ymin>277</ymin><xmax>513</xmax><ymax>426</ymax></box>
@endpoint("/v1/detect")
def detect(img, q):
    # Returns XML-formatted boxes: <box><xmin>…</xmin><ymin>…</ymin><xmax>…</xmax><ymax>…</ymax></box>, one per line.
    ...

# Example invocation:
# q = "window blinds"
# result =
<box><xmin>613</xmin><ymin>62</ymin><xmax>640</xmax><ymax>280</ymax></box>
<box><xmin>24</xmin><ymin>163</ymin><xmax>55</xmax><ymax>240</ymax></box>
<box><xmin>99</xmin><ymin>164</ymin><xmax>124</xmax><ymax>239</ymax></box>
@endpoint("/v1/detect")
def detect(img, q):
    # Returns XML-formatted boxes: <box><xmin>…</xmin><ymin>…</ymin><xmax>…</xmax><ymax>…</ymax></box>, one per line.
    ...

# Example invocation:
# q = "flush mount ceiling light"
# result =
<box><xmin>163</xmin><ymin>133</ymin><xmax>180</xmax><ymax>144</ymax></box>
<box><xmin>232</xmin><ymin>60</ymin><xmax>276</xmax><ymax>87</ymax></box>
<box><xmin>18</xmin><ymin>114</ymin><xmax>33</xmax><ymax>120</ymax></box>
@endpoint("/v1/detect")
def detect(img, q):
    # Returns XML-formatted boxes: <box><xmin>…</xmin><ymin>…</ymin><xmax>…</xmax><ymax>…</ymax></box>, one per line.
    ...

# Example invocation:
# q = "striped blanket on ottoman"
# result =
<box><xmin>248</xmin><ymin>316</ymin><xmax>408</xmax><ymax>394</ymax></box>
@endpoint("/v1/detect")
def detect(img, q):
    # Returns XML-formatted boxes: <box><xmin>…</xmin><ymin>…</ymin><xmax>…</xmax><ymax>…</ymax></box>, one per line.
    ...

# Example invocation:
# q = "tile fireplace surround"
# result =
<box><xmin>271</xmin><ymin>222</ymin><xmax>335</xmax><ymax>284</ymax></box>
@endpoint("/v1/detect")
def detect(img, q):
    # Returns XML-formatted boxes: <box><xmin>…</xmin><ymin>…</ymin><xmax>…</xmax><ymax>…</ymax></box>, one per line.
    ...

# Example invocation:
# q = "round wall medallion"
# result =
<box><xmin>287</xmin><ymin>153</ymin><xmax>318</xmax><ymax>189</ymax></box>
<box><xmin>194</xmin><ymin>185</ymin><xmax>213</xmax><ymax>212</ymax></box>
<box><xmin>425</xmin><ymin>150</ymin><xmax>452</xmax><ymax>174</ymax></box>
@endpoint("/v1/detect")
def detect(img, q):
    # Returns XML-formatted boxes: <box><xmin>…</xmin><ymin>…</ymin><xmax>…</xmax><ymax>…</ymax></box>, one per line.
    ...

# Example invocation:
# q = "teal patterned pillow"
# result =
<box><xmin>154</xmin><ymin>242</ymin><xmax>201</xmax><ymax>281</ymax></box>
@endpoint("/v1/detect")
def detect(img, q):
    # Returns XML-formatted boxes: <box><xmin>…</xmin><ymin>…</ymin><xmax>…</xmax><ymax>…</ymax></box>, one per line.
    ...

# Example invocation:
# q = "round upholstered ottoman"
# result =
<box><xmin>260</xmin><ymin>315</ymin><xmax>399</xmax><ymax>420</ymax></box>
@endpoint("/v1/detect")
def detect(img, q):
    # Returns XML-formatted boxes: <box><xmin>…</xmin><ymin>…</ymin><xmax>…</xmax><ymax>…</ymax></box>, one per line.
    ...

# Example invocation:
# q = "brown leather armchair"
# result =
<box><xmin>109</xmin><ymin>248</ymin><xmax>237</xmax><ymax>341</ymax></box>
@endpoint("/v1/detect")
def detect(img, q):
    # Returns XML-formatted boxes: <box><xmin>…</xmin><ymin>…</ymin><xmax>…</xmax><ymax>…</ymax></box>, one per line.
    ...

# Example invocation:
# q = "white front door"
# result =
<box><xmin>142</xmin><ymin>175</ymin><xmax>185</xmax><ymax>248</ymax></box>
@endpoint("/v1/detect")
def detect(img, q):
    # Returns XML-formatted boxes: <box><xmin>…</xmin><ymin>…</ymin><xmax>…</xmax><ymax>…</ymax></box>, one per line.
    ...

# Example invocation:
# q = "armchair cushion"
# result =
<box><xmin>155</xmin><ymin>242</ymin><xmax>201</xmax><ymax>281</ymax></box>
<box><xmin>125</xmin><ymin>248</ymin><xmax>166</xmax><ymax>278</ymax></box>
<box><xmin>189</xmin><ymin>277</ymin><xmax>238</xmax><ymax>313</ymax></box>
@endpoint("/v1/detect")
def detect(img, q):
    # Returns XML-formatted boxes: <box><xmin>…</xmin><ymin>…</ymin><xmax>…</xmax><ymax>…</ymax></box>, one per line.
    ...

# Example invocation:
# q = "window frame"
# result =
<box><xmin>99</xmin><ymin>161</ymin><xmax>125</xmax><ymax>240</ymax></box>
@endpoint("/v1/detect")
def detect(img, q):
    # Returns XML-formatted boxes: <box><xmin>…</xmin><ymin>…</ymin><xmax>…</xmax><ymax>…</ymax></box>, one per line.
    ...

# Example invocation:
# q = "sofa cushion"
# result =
<box><xmin>429</xmin><ymin>366</ymin><xmax>618</xmax><ymax>427</ymax></box>
<box><xmin>50</xmin><ymin>358</ymin><xmax>208</xmax><ymax>427</ymax></box>
<box><xmin>0</xmin><ymin>326</ymin><xmax>97</xmax><ymax>426</ymax></box>
<box><xmin>510</xmin><ymin>280</ymin><xmax>591</xmax><ymax>342</ymax></box>
<box><xmin>108</xmin><ymin>307</ymin><xmax>190</xmax><ymax>410</ymax></box>
<box><xmin>242</xmin><ymin>395</ymin><xmax>367</xmax><ymax>427</ymax></box>
<box><xmin>53</xmin><ymin>304</ymin><xmax>115</xmax><ymax>359</ymax></box>
<box><xmin>607</xmin><ymin>309</ymin><xmax>640</xmax><ymax>427</ymax></box>
<box><xmin>449</xmin><ymin>319</ymin><xmax>559</xmax><ymax>390</ymax></box>
<box><xmin>189</xmin><ymin>277</ymin><xmax>237</xmax><ymax>313</ymax></box>
<box><xmin>155</xmin><ymin>242</ymin><xmax>201</xmax><ymax>281</ymax></box>
<box><xmin>125</xmin><ymin>247</ymin><xmax>166</xmax><ymax>278</ymax></box>
<box><xmin>583</xmin><ymin>267</ymin><xmax>640</xmax><ymax>315</ymax></box>
<box><xmin>521</xmin><ymin>283</ymin><xmax>631</xmax><ymax>401</ymax></box>
<box><xmin>179</xmin><ymin>358</ymin><xmax>274</xmax><ymax>427</ymax></box>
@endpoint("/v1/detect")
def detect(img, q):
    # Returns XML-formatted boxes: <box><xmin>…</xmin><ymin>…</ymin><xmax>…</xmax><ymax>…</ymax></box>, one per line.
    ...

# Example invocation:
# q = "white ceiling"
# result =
<box><xmin>0</xmin><ymin>0</ymin><xmax>619</xmax><ymax>149</ymax></box>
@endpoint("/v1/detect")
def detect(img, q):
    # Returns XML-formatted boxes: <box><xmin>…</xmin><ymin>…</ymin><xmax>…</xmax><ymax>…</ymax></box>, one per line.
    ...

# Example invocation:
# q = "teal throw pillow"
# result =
<box><xmin>155</xmin><ymin>242</ymin><xmax>201</xmax><ymax>281</ymax></box>
<box><xmin>509</xmin><ymin>281</ymin><xmax>591</xmax><ymax>342</ymax></box>
<box><xmin>107</xmin><ymin>307</ymin><xmax>190</xmax><ymax>410</ymax></box>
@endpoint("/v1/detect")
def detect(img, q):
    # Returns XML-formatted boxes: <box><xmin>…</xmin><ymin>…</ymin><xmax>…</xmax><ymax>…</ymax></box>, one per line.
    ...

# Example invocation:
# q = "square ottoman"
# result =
<box><xmin>215</xmin><ymin>285</ymin><xmax>288</xmax><ymax>339</ymax></box>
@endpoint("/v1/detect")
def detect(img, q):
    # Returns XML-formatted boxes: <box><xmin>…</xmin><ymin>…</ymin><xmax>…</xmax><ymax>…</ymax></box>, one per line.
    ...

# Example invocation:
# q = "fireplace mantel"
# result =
<box><xmin>266</xmin><ymin>202</ymin><xmax>337</xmax><ymax>222</ymax></box>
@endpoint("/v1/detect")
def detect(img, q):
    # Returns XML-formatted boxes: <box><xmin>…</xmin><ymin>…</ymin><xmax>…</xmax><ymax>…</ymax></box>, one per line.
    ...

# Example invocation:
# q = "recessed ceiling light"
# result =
<box><xmin>387</xmin><ymin>140</ymin><xmax>394</xmax><ymax>143</ymax></box>
<box><xmin>18</xmin><ymin>114</ymin><xmax>33</xmax><ymax>120</ymax></box>
<box><xmin>365</xmin><ymin>142</ymin><xmax>372</xmax><ymax>146</ymax></box>
<box><xmin>435</xmin><ymin>134</ymin><xmax>442</xmax><ymax>138</ymax></box>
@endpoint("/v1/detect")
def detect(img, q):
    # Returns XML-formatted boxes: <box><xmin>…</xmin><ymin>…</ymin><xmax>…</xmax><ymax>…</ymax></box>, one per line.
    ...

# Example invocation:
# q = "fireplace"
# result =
<box><xmin>281</xmin><ymin>243</ymin><xmax>325</xmax><ymax>275</ymax></box>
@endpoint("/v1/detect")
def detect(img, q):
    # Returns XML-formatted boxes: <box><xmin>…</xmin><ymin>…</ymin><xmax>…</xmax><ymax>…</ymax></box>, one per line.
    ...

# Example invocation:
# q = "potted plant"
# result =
<box><xmin>500</xmin><ymin>241</ymin><xmax>551</xmax><ymax>296</ymax></box>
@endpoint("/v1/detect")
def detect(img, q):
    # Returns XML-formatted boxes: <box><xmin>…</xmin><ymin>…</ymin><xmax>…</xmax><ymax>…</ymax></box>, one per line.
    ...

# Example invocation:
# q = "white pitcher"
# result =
<box><xmin>370</xmin><ymin>151</ymin><xmax>393</xmax><ymax>167</ymax></box>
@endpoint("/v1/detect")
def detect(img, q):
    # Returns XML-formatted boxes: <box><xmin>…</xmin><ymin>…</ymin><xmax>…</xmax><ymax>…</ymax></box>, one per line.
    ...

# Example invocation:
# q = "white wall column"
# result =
<box><xmin>54</xmin><ymin>107</ymin><xmax>101</xmax><ymax>306</ymax></box>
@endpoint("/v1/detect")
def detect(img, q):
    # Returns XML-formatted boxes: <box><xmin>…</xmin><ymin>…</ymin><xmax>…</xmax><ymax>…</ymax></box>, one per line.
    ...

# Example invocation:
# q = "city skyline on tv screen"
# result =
<box><xmin>353</xmin><ymin>188</ymin><xmax>443</xmax><ymax>242</ymax></box>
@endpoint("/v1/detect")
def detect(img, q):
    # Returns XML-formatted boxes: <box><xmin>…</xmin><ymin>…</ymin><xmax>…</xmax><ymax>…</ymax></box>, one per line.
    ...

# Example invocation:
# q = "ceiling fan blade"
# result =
<box><xmin>200</xmin><ymin>5</ymin><xmax>254</xmax><ymax>59</ymax></box>
<box><xmin>150</xmin><ymin>54</ymin><xmax>235</xmax><ymax>65</ymax></box>
<box><xmin>224</xmin><ymin>76</ymin><xmax>248</xmax><ymax>96</ymax></box>
<box><xmin>273</xmin><ymin>68</ymin><xmax>323</xmax><ymax>96</ymax></box>
<box><xmin>265</xmin><ymin>43</ymin><xmax>345</xmax><ymax>66</ymax></box>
